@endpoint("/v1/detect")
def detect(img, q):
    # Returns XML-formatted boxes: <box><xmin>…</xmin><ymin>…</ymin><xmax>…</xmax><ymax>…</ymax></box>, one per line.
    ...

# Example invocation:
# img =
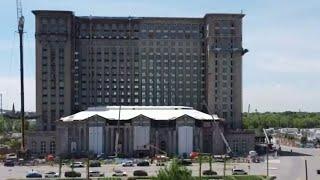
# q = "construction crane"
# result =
<box><xmin>144</xmin><ymin>143</ymin><xmax>168</xmax><ymax>156</ymax></box>
<box><xmin>203</xmin><ymin>102</ymin><xmax>232</xmax><ymax>155</ymax></box>
<box><xmin>209</xmin><ymin>113</ymin><xmax>232</xmax><ymax>154</ymax></box>
<box><xmin>16</xmin><ymin>0</ymin><xmax>26</xmax><ymax>152</ymax></box>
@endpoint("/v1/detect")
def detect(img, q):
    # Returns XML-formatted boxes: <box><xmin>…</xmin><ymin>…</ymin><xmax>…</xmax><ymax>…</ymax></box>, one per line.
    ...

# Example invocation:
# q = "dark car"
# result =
<box><xmin>317</xmin><ymin>169</ymin><xmax>320</xmax><ymax>174</ymax></box>
<box><xmin>4</xmin><ymin>160</ymin><xmax>14</xmax><ymax>167</ymax></box>
<box><xmin>178</xmin><ymin>159</ymin><xmax>192</xmax><ymax>166</ymax></box>
<box><xmin>133</xmin><ymin>170</ymin><xmax>148</xmax><ymax>176</ymax></box>
<box><xmin>26</xmin><ymin>171</ymin><xmax>42</xmax><ymax>178</ymax></box>
<box><xmin>65</xmin><ymin>171</ymin><xmax>81</xmax><ymax>177</ymax></box>
<box><xmin>203</xmin><ymin>170</ymin><xmax>218</xmax><ymax>175</ymax></box>
<box><xmin>137</xmin><ymin>161</ymin><xmax>150</xmax><ymax>166</ymax></box>
<box><xmin>89</xmin><ymin>161</ymin><xmax>101</xmax><ymax>167</ymax></box>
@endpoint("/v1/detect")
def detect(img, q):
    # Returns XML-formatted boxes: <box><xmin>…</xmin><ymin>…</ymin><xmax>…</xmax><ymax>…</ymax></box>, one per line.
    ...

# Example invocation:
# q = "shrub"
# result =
<box><xmin>155</xmin><ymin>158</ymin><xmax>192</xmax><ymax>180</ymax></box>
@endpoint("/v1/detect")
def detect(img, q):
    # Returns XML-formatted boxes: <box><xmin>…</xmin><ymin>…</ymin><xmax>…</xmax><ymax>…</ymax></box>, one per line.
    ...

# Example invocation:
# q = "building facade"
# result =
<box><xmin>33</xmin><ymin>11</ymin><xmax>247</xmax><ymax>131</ymax></box>
<box><xmin>26</xmin><ymin>106</ymin><xmax>253</xmax><ymax>157</ymax></box>
<box><xmin>56</xmin><ymin>106</ymin><xmax>227</xmax><ymax>157</ymax></box>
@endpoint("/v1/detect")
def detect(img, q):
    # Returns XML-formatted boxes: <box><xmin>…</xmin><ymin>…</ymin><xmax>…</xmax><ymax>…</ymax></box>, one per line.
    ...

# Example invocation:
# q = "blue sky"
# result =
<box><xmin>0</xmin><ymin>0</ymin><xmax>319</xmax><ymax>112</ymax></box>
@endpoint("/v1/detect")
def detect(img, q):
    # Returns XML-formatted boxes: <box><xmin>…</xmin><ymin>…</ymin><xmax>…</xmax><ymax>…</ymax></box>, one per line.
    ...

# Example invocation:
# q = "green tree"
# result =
<box><xmin>300</xmin><ymin>136</ymin><xmax>307</xmax><ymax>145</ymax></box>
<box><xmin>155</xmin><ymin>158</ymin><xmax>192</xmax><ymax>180</ymax></box>
<box><xmin>5</xmin><ymin>139</ymin><xmax>21</xmax><ymax>150</ymax></box>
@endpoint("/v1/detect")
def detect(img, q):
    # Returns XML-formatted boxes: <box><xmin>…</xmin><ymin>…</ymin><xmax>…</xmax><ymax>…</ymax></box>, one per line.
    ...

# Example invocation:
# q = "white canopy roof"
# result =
<box><xmin>60</xmin><ymin>106</ymin><xmax>221</xmax><ymax>122</ymax></box>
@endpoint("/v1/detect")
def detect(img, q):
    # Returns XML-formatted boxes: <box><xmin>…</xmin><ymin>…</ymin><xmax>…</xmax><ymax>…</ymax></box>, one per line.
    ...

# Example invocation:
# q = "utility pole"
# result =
<box><xmin>0</xmin><ymin>93</ymin><xmax>3</xmax><ymax>116</ymax></box>
<box><xmin>199</xmin><ymin>154</ymin><xmax>202</xmax><ymax>179</ymax></box>
<box><xmin>0</xmin><ymin>93</ymin><xmax>3</xmax><ymax>133</ymax></box>
<box><xmin>223</xmin><ymin>156</ymin><xmax>226</xmax><ymax>178</ymax></box>
<box><xmin>16</xmin><ymin>0</ymin><xmax>25</xmax><ymax>152</ymax></box>
<box><xmin>266</xmin><ymin>145</ymin><xmax>269</xmax><ymax>177</ymax></box>
<box><xmin>305</xmin><ymin>159</ymin><xmax>308</xmax><ymax>180</ymax></box>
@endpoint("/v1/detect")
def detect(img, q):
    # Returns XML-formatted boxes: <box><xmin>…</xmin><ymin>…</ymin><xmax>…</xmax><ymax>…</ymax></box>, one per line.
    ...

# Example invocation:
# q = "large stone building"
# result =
<box><xmin>26</xmin><ymin>106</ymin><xmax>254</xmax><ymax>157</ymax></box>
<box><xmin>33</xmin><ymin>11</ymin><xmax>247</xmax><ymax>131</ymax></box>
<box><xmin>26</xmin><ymin>10</ymin><xmax>253</xmax><ymax>156</ymax></box>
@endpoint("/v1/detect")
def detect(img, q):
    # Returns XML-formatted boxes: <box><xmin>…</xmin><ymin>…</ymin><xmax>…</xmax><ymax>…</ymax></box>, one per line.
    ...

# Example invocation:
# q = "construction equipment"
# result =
<box><xmin>203</xmin><ymin>102</ymin><xmax>232</xmax><ymax>155</ymax></box>
<box><xmin>16</xmin><ymin>0</ymin><xmax>26</xmax><ymax>152</ymax></box>
<box><xmin>263</xmin><ymin>128</ymin><xmax>274</xmax><ymax>177</ymax></box>
<box><xmin>144</xmin><ymin>144</ymin><xmax>168</xmax><ymax>156</ymax></box>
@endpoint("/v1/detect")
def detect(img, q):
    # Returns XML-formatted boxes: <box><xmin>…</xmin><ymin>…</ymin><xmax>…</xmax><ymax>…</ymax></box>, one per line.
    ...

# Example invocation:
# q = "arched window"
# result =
<box><xmin>49</xmin><ymin>141</ymin><xmax>56</xmax><ymax>154</ymax></box>
<box><xmin>40</xmin><ymin>141</ymin><xmax>46</xmax><ymax>154</ymax></box>
<box><xmin>31</xmin><ymin>141</ymin><xmax>37</xmax><ymax>154</ymax></box>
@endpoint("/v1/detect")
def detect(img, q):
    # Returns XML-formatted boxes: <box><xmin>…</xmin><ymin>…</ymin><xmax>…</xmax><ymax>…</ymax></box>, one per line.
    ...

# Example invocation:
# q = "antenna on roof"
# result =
<box><xmin>240</xmin><ymin>9</ymin><xmax>243</xmax><ymax>14</ymax></box>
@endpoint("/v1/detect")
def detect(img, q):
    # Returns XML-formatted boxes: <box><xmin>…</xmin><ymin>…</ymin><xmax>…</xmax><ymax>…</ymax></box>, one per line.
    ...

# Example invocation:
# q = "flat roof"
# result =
<box><xmin>60</xmin><ymin>106</ymin><xmax>221</xmax><ymax>122</ymax></box>
<box><xmin>32</xmin><ymin>10</ymin><xmax>74</xmax><ymax>15</ymax></box>
<box><xmin>32</xmin><ymin>10</ymin><xmax>244</xmax><ymax>19</ymax></box>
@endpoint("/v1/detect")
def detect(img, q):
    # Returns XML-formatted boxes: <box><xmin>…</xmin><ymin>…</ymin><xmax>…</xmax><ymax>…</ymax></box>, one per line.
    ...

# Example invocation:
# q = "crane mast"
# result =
<box><xmin>203</xmin><ymin>102</ymin><xmax>232</xmax><ymax>155</ymax></box>
<box><xmin>16</xmin><ymin>0</ymin><xmax>26</xmax><ymax>152</ymax></box>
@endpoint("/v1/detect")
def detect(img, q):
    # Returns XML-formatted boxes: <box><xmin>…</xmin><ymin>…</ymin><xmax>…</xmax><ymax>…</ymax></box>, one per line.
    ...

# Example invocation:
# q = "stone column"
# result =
<box><xmin>168</xmin><ymin>129</ymin><xmax>172</xmax><ymax>155</ymax></box>
<box><xmin>199</xmin><ymin>128</ymin><xmax>203</xmax><ymax>152</ymax></box>
<box><xmin>173</xmin><ymin>130</ymin><xmax>177</xmax><ymax>155</ymax></box>
<box><xmin>155</xmin><ymin>130</ymin><xmax>159</xmax><ymax>154</ymax></box>
<box><xmin>105</xmin><ymin>127</ymin><xmax>109</xmax><ymax>155</ymax></box>
<box><xmin>77</xmin><ymin>124</ymin><xmax>83</xmax><ymax>152</ymax></box>
<box><xmin>129</xmin><ymin>127</ymin><xmax>133</xmax><ymax>156</ymax></box>
<box><xmin>123</xmin><ymin>127</ymin><xmax>128</xmax><ymax>156</ymax></box>
<box><xmin>110</xmin><ymin>127</ymin><xmax>114</xmax><ymax>155</ymax></box>
<box><xmin>85</xmin><ymin>123</ymin><xmax>89</xmax><ymax>152</ymax></box>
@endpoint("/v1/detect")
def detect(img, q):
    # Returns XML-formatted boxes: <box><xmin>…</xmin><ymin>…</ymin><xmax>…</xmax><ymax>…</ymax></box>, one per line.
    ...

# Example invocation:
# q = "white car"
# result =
<box><xmin>44</xmin><ymin>171</ymin><xmax>59</xmax><ymax>178</ymax></box>
<box><xmin>71</xmin><ymin>162</ymin><xmax>84</xmax><ymax>168</ymax></box>
<box><xmin>89</xmin><ymin>170</ymin><xmax>104</xmax><ymax>177</ymax></box>
<box><xmin>232</xmin><ymin>168</ymin><xmax>247</xmax><ymax>175</ymax></box>
<box><xmin>122</xmin><ymin>160</ymin><xmax>134</xmax><ymax>167</ymax></box>
<box><xmin>112</xmin><ymin>170</ymin><xmax>127</xmax><ymax>176</ymax></box>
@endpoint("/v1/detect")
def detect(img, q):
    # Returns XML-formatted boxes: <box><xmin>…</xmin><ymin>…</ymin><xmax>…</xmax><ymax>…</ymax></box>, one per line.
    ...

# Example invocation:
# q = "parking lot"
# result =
<box><xmin>0</xmin><ymin>159</ymin><xmax>268</xmax><ymax>179</ymax></box>
<box><xmin>2</xmin><ymin>146</ymin><xmax>320</xmax><ymax>180</ymax></box>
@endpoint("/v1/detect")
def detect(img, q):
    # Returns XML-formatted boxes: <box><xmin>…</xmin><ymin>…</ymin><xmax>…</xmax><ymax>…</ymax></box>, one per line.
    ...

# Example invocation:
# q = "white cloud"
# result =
<box><xmin>244</xmin><ymin>83</ymin><xmax>320</xmax><ymax>112</ymax></box>
<box><xmin>0</xmin><ymin>76</ymin><xmax>35</xmax><ymax>112</ymax></box>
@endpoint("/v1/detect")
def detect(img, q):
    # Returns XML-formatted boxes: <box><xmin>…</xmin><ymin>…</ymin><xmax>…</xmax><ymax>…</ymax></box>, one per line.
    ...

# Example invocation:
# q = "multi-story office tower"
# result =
<box><xmin>33</xmin><ymin>11</ymin><xmax>246</xmax><ymax>131</ymax></box>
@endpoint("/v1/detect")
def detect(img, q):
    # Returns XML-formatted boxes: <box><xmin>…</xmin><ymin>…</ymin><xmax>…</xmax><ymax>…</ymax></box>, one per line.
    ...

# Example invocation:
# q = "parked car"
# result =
<box><xmin>44</xmin><ymin>171</ymin><xmax>59</xmax><ymax>178</ymax></box>
<box><xmin>6</xmin><ymin>153</ymin><xmax>17</xmax><ymax>160</ymax></box>
<box><xmin>89</xmin><ymin>160</ymin><xmax>101</xmax><ymax>167</ymax></box>
<box><xmin>156</xmin><ymin>160</ymin><xmax>165</xmax><ymax>166</ymax></box>
<box><xmin>137</xmin><ymin>160</ymin><xmax>150</xmax><ymax>166</ymax></box>
<box><xmin>122</xmin><ymin>160</ymin><xmax>134</xmax><ymax>167</ymax></box>
<box><xmin>203</xmin><ymin>170</ymin><xmax>217</xmax><ymax>175</ymax></box>
<box><xmin>232</xmin><ymin>168</ymin><xmax>247</xmax><ymax>175</ymax></box>
<box><xmin>178</xmin><ymin>159</ymin><xmax>192</xmax><ymax>166</ymax></box>
<box><xmin>70</xmin><ymin>161</ymin><xmax>84</xmax><ymax>168</ymax></box>
<box><xmin>65</xmin><ymin>171</ymin><xmax>81</xmax><ymax>177</ymax></box>
<box><xmin>89</xmin><ymin>170</ymin><xmax>104</xmax><ymax>177</ymax></box>
<box><xmin>317</xmin><ymin>169</ymin><xmax>320</xmax><ymax>174</ymax></box>
<box><xmin>112</xmin><ymin>170</ymin><xmax>127</xmax><ymax>176</ymax></box>
<box><xmin>26</xmin><ymin>171</ymin><xmax>42</xmax><ymax>178</ymax></box>
<box><xmin>133</xmin><ymin>170</ymin><xmax>148</xmax><ymax>176</ymax></box>
<box><xmin>4</xmin><ymin>160</ymin><xmax>14</xmax><ymax>167</ymax></box>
